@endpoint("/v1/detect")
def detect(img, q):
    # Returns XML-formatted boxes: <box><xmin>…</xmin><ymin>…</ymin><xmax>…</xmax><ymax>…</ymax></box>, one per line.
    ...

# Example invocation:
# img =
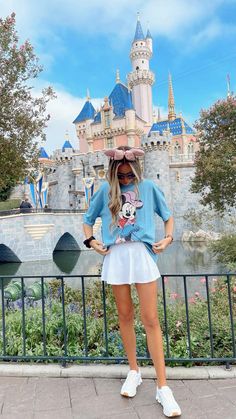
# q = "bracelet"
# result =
<box><xmin>83</xmin><ymin>236</ymin><xmax>96</xmax><ymax>248</ymax></box>
<box><xmin>164</xmin><ymin>234</ymin><xmax>173</xmax><ymax>244</ymax></box>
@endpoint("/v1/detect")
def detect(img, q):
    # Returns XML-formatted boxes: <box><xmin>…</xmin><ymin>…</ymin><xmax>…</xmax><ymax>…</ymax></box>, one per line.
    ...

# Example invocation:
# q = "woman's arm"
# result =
<box><xmin>152</xmin><ymin>215</ymin><xmax>174</xmax><ymax>254</ymax></box>
<box><xmin>164</xmin><ymin>215</ymin><xmax>174</xmax><ymax>242</ymax></box>
<box><xmin>83</xmin><ymin>223</ymin><xmax>110</xmax><ymax>255</ymax></box>
<box><xmin>83</xmin><ymin>223</ymin><xmax>94</xmax><ymax>240</ymax></box>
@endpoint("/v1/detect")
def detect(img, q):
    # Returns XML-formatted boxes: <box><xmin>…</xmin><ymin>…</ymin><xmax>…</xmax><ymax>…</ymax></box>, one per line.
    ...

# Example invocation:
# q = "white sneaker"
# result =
<box><xmin>120</xmin><ymin>369</ymin><xmax>142</xmax><ymax>397</ymax></box>
<box><xmin>156</xmin><ymin>386</ymin><xmax>181</xmax><ymax>417</ymax></box>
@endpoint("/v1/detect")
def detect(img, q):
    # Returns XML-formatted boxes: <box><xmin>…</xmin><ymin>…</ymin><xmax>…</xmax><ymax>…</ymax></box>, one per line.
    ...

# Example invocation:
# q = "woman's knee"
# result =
<box><xmin>118</xmin><ymin>307</ymin><xmax>134</xmax><ymax>323</ymax></box>
<box><xmin>141</xmin><ymin>314</ymin><xmax>160</xmax><ymax>330</ymax></box>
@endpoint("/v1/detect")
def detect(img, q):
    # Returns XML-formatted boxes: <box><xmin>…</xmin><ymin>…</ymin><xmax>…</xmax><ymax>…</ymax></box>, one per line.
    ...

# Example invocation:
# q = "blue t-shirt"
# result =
<box><xmin>83</xmin><ymin>179</ymin><xmax>172</xmax><ymax>261</ymax></box>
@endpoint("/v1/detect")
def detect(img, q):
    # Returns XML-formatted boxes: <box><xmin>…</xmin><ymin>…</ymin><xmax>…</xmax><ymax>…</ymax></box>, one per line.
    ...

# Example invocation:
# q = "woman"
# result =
<box><xmin>83</xmin><ymin>146</ymin><xmax>181</xmax><ymax>417</ymax></box>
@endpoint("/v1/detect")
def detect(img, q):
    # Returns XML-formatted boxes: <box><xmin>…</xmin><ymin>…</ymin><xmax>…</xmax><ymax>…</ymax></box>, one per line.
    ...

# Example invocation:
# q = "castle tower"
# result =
<box><xmin>127</xmin><ymin>15</ymin><xmax>155</xmax><ymax>125</ymax></box>
<box><xmin>168</xmin><ymin>73</ymin><xmax>176</xmax><ymax>121</ymax></box>
<box><xmin>73</xmin><ymin>90</ymin><xmax>96</xmax><ymax>153</ymax></box>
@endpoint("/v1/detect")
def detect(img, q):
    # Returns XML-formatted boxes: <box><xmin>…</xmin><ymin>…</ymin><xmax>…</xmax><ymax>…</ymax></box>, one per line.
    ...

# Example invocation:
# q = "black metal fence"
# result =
<box><xmin>0</xmin><ymin>274</ymin><xmax>235</xmax><ymax>365</ymax></box>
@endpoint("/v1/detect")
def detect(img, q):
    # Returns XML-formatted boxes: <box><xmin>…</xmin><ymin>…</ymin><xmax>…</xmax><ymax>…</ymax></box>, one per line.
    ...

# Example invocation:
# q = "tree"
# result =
<box><xmin>0</xmin><ymin>13</ymin><xmax>55</xmax><ymax>199</ymax></box>
<box><xmin>191</xmin><ymin>96</ymin><xmax>236</xmax><ymax>213</ymax></box>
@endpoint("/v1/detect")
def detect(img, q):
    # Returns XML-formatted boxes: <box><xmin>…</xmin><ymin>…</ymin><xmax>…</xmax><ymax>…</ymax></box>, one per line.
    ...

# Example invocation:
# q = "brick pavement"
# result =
<box><xmin>0</xmin><ymin>376</ymin><xmax>235</xmax><ymax>419</ymax></box>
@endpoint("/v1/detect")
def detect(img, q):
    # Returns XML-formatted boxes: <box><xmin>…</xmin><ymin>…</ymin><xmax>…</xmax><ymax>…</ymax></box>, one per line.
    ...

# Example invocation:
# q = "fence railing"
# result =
<box><xmin>0</xmin><ymin>274</ymin><xmax>235</xmax><ymax>366</ymax></box>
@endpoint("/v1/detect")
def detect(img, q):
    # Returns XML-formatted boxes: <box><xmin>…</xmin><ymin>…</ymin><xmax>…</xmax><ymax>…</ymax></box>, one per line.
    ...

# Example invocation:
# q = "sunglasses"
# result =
<box><xmin>117</xmin><ymin>172</ymin><xmax>136</xmax><ymax>180</ymax></box>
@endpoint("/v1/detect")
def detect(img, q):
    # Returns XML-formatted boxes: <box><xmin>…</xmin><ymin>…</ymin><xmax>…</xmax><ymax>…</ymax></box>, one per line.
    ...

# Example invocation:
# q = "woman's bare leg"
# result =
<box><xmin>136</xmin><ymin>281</ymin><xmax>167</xmax><ymax>387</ymax></box>
<box><xmin>112</xmin><ymin>284</ymin><xmax>138</xmax><ymax>371</ymax></box>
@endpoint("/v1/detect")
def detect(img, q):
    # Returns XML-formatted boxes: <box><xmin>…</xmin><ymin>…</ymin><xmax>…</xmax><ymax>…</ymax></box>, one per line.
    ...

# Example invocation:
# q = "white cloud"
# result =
<box><xmin>1</xmin><ymin>0</ymin><xmax>231</xmax><ymax>43</ymax></box>
<box><xmin>186</xmin><ymin>18</ymin><xmax>236</xmax><ymax>50</ymax></box>
<box><xmin>1</xmin><ymin>0</ymin><xmax>232</xmax><ymax>151</ymax></box>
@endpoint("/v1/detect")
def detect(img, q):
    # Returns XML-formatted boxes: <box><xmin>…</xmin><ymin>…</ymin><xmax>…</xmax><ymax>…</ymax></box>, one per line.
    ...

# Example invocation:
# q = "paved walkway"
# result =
<box><xmin>0</xmin><ymin>375</ymin><xmax>236</xmax><ymax>419</ymax></box>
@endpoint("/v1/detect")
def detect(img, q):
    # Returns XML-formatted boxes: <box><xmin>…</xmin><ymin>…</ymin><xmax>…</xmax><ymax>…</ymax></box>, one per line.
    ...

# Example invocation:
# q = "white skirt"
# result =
<box><xmin>101</xmin><ymin>241</ymin><xmax>160</xmax><ymax>285</ymax></box>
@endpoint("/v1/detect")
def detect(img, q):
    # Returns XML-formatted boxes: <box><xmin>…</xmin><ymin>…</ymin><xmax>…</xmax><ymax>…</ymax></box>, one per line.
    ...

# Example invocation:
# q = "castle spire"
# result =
<box><xmin>116</xmin><ymin>69</ymin><xmax>120</xmax><ymax>84</ymax></box>
<box><xmin>86</xmin><ymin>88</ymin><xmax>90</xmax><ymax>101</ymax></box>
<box><xmin>146</xmin><ymin>21</ymin><xmax>152</xmax><ymax>39</ymax></box>
<box><xmin>168</xmin><ymin>73</ymin><xmax>176</xmax><ymax>121</ymax></box>
<box><xmin>65</xmin><ymin>130</ymin><xmax>69</xmax><ymax>140</ymax></box>
<box><xmin>158</xmin><ymin>108</ymin><xmax>161</xmax><ymax>121</ymax></box>
<box><xmin>133</xmin><ymin>12</ymin><xmax>145</xmax><ymax>41</ymax></box>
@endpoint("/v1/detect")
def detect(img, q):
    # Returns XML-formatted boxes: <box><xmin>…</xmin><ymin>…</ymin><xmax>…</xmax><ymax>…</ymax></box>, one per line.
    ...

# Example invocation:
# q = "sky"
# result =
<box><xmin>1</xmin><ymin>0</ymin><xmax>236</xmax><ymax>154</ymax></box>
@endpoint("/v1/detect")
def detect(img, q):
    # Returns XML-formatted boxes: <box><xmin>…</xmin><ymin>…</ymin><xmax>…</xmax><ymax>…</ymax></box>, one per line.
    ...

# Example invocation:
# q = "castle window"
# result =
<box><xmin>106</xmin><ymin>137</ymin><xmax>114</xmax><ymax>149</ymax></box>
<box><xmin>188</xmin><ymin>142</ymin><xmax>194</xmax><ymax>159</ymax></box>
<box><xmin>104</xmin><ymin>110</ymin><xmax>111</xmax><ymax>128</ymax></box>
<box><xmin>174</xmin><ymin>143</ymin><xmax>181</xmax><ymax>158</ymax></box>
<box><xmin>157</xmin><ymin>173</ymin><xmax>160</xmax><ymax>179</ymax></box>
<box><xmin>136</xmin><ymin>66</ymin><xmax>139</xmax><ymax>71</ymax></box>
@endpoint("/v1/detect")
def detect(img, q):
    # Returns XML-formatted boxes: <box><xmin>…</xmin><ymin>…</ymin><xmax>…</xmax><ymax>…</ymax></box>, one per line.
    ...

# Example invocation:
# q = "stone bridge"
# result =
<box><xmin>0</xmin><ymin>212</ymin><xmax>101</xmax><ymax>263</ymax></box>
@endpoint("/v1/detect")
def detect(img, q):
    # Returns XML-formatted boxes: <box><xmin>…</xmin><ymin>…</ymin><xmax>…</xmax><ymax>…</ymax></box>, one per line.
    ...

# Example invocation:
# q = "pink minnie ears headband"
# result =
<box><xmin>104</xmin><ymin>148</ymin><xmax>144</xmax><ymax>161</ymax></box>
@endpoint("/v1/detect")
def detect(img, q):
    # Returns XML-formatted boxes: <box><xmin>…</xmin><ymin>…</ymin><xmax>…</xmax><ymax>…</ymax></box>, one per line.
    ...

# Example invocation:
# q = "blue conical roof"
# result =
<box><xmin>133</xmin><ymin>20</ymin><xmax>145</xmax><ymax>41</ymax></box>
<box><xmin>62</xmin><ymin>140</ymin><xmax>73</xmax><ymax>152</ymax></box>
<box><xmin>109</xmin><ymin>83</ymin><xmax>134</xmax><ymax>117</ymax></box>
<box><xmin>146</xmin><ymin>29</ymin><xmax>152</xmax><ymax>39</ymax></box>
<box><xmin>73</xmin><ymin>100</ymin><xmax>96</xmax><ymax>123</ymax></box>
<box><xmin>39</xmin><ymin>147</ymin><xmax>49</xmax><ymax>159</ymax></box>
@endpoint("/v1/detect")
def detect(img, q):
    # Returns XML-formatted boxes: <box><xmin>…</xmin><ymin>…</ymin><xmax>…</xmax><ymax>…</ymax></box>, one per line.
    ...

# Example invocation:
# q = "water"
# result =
<box><xmin>0</xmin><ymin>241</ymin><xmax>227</xmax><ymax>297</ymax></box>
<box><xmin>0</xmin><ymin>241</ymin><xmax>226</xmax><ymax>277</ymax></box>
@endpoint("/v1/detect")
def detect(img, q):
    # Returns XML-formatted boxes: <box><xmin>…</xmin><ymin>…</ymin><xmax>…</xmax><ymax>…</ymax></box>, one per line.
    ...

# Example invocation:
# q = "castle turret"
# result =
<box><xmin>146</xmin><ymin>28</ymin><xmax>153</xmax><ymax>53</ymax></box>
<box><xmin>38</xmin><ymin>146</ymin><xmax>54</xmax><ymax>167</ymax></box>
<box><xmin>73</xmin><ymin>91</ymin><xmax>96</xmax><ymax>153</ymax></box>
<box><xmin>127</xmin><ymin>15</ymin><xmax>155</xmax><ymax>125</ymax></box>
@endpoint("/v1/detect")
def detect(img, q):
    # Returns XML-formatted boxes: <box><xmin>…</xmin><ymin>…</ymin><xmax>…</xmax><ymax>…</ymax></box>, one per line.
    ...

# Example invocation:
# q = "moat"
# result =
<box><xmin>0</xmin><ymin>241</ymin><xmax>226</xmax><ymax>298</ymax></box>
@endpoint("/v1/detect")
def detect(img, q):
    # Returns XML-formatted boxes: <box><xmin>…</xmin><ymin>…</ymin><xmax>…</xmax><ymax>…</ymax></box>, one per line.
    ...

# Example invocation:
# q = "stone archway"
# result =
<box><xmin>0</xmin><ymin>244</ymin><xmax>21</xmax><ymax>263</ymax></box>
<box><xmin>54</xmin><ymin>232</ymin><xmax>80</xmax><ymax>251</ymax></box>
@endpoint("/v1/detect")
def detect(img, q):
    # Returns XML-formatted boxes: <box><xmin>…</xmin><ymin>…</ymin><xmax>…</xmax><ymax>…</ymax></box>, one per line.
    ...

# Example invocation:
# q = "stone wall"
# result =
<box><xmin>0</xmin><ymin>212</ymin><xmax>87</xmax><ymax>262</ymax></box>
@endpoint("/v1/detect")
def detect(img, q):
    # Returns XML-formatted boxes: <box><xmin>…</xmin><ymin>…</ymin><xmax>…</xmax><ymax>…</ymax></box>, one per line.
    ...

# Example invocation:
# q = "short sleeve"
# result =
<box><xmin>153</xmin><ymin>183</ymin><xmax>172</xmax><ymax>221</ymax></box>
<box><xmin>83</xmin><ymin>184</ymin><xmax>105</xmax><ymax>226</ymax></box>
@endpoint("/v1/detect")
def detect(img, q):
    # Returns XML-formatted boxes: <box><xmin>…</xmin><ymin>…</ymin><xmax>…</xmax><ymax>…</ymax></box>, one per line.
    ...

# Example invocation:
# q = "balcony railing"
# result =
<box><xmin>0</xmin><ymin>274</ymin><xmax>235</xmax><ymax>366</ymax></box>
<box><xmin>0</xmin><ymin>208</ymin><xmax>85</xmax><ymax>217</ymax></box>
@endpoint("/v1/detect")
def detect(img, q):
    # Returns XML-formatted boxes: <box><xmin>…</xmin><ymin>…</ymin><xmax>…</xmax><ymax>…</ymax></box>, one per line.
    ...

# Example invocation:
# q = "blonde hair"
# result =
<box><xmin>106</xmin><ymin>146</ymin><xmax>143</xmax><ymax>227</ymax></box>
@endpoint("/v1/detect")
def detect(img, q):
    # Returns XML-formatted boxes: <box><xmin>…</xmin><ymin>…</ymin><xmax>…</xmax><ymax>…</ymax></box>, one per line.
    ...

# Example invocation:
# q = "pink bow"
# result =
<box><xmin>104</xmin><ymin>148</ymin><xmax>144</xmax><ymax>161</ymax></box>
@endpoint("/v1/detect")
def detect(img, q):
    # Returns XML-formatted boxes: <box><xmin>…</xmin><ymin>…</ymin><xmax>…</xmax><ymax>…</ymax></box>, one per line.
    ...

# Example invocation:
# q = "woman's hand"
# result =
<box><xmin>90</xmin><ymin>239</ymin><xmax>110</xmax><ymax>255</ymax></box>
<box><xmin>152</xmin><ymin>237</ymin><xmax>172</xmax><ymax>254</ymax></box>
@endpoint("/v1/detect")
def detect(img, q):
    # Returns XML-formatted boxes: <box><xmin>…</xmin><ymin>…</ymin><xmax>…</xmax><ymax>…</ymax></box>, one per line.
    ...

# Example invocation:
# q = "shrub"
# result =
<box><xmin>0</xmin><ymin>199</ymin><xmax>21</xmax><ymax>210</ymax></box>
<box><xmin>0</xmin><ymin>277</ymin><xmax>235</xmax><ymax>365</ymax></box>
<box><xmin>209</xmin><ymin>234</ymin><xmax>236</xmax><ymax>270</ymax></box>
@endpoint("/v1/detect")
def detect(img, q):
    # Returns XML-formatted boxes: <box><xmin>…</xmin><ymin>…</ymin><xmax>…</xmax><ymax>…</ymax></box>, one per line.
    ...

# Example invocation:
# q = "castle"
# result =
<box><xmin>32</xmin><ymin>18</ymin><xmax>228</xmax><ymax>240</ymax></box>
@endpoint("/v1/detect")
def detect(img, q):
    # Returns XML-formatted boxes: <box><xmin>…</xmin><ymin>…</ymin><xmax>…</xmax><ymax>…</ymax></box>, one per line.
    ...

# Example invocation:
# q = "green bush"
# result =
<box><xmin>0</xmin><ymin>278</ymin><xmax>235</xmax><ymax>365</ymax></box>
<box><xmin>0</xmin><ymin>199</ymin><xmax>21</xmax><ymax>210</ymax></box>
<box><xmin>209</xmin><ymin>234</ymin><xmax>236</xmax><ymax>270</ymax></box>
